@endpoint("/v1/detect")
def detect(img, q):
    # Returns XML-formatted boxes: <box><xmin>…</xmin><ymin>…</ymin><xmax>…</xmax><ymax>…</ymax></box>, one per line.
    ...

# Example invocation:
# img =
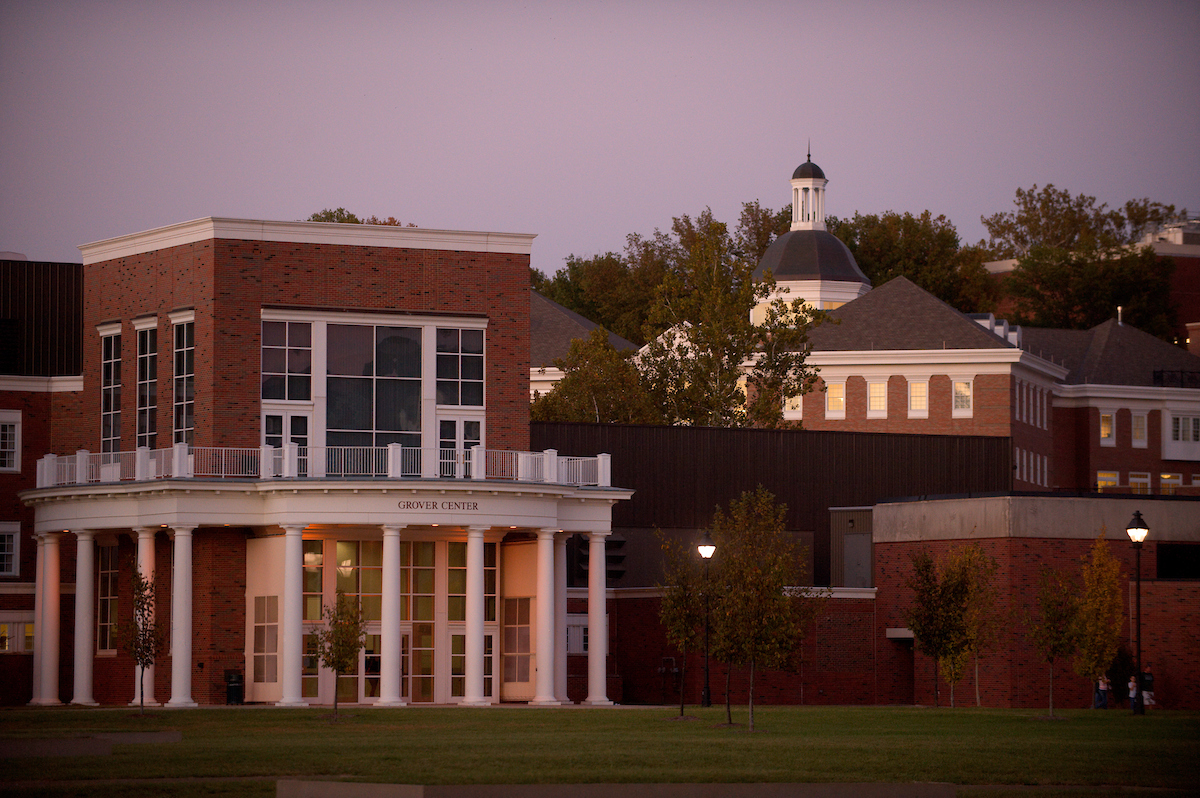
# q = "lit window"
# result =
<box><xmin>336</xmin><ymin>540</ymin><xmax>383</xmax><ymax>621</ymax></box>
<box><xmin>1132</xmin><ymin>413</ymin><xmax>1147</xmax><ymax>448</ymax></box>
<box><xmin>303</xmin><ymin>540</ymin><xmax>323</xmax><ymax>621</ymax></box>
<box><xmin>1161</xmin><ymin>473</ymin><xmax>1182</xmax><ymax>496</ymax></box>
<box><xmin>908</xmin><ymin>380</ymin><xmax>928</xmax><ymax>418</ymax></box>
<box><xmin>867</xmin><ymin>382</ymin><xmax>886</xmax><ymax>417</ymax></box>
<box><xmin>1096</xmin><ymin>471</ymin><xmax>1118</xmax><ymax>492</ymax></box>
<box><xmin>0</xmin><ymin>523</ymin><xmax>18</xmax><ymax>577</ymax></box>
<box><xmin>0</xmin><ymin>618</ymin><xmax>34</xmax><ymax>654</ymax></box>
<box><xmin>1099</xmin><ymin>413</ymin><xmax>1114</xmax><ymax>445</ymax></box>
<box><xmin>1129</xmin><ymin>472</ymin><xmax>1150</xmax><ymax>495</ymax></box>
<box><xmin>952</xmin><ymin>381</ymin><xmax>972</xmax><ymax>415</ymax></box>
<box><xmin>783</xmin><ymin>394</ymin><xmax>803</xmax><ymax>419</ymax></box>
<box><xmin>0</xmin><ymin>410</ymin><xmax>19</xmax><ymax>472</ymax></box>
<box><xmin>825</xmin><ymin>383</ymin><xmax>845</xmax><ymax>418</ymax></box>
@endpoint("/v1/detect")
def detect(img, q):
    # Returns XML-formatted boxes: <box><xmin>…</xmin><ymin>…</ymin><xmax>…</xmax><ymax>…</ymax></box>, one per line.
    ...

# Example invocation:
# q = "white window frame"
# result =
<box><xmin>908</xmin><ymin>379</ymin><xmax>928</xmax><ymax>419</ymax></box>
<box><xmin>0</xmin><ymin>409</ymin><xmax>20</xmax><ymax>473</ymax></box>
<box><xmin>0</xmin><ymin>522</ymin><xmax>19</xmax><ymax>577</ymax></box>
<box><xmin>1096</xmin><ymin>471</ymin><xmax>1119</xmax><ymax>492</ymax></box>
<box><xmin>1131</xmin><ymin>412</ymin><xmax>1147</xmax><ymax>449</ymax></box>
<box><xmin>951</xmin><ymin>377</ymin><xmax>973</xmax><ymax>418</ymax></box>
<box><xmin>825</xmin><ymin>382</ymin><xmax>846</xmax><ymax>420</ymax></box>
<box><xmin>98</xmin><ymin>323</ymin><xmax>122</xmax><ymax>456</ymax></box>
<box><xmin>169</xmin><ymin>310</ymin><xmax>195</xmax><ymax>446</ymax></box>
<box><xmin>866</xmin><ymin>380</ymin><xmax>887</xmax><ymax>419</ymax></box>
<box><xmin>1099</xmin><ymin>410</ymin><xmax>1116</xmax><ymax>447</ymax></box>
<box><xmin>1129</xmin><ymin>472</ymin><xmax>1150</xmax><ymax>495</ymax></box>
<box><xmin>783</xmin><ymin>393</ymin><xmax>803</xmax><ymax>421</ymax></box>
<box><xmin>133</xmin><ymin>316</ymin><xmax>158</xmax><ymax>450</ymax></box>
<box><xmin>1160</xmin><ymin>473</ymin><xmax>1182</xmax><ymax>496</ymax></box>
<box><xmin>0</xmin><ymin>611</ymin><xmax>34</xmax><ymax>653</ymax></box>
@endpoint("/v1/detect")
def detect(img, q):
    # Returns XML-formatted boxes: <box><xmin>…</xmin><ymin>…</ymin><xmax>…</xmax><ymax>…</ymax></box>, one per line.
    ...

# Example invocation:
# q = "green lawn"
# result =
<box><xmin>1</xmin><ymin>704</ymin><xmax>1197</xmax><ymax>797</ymax></box>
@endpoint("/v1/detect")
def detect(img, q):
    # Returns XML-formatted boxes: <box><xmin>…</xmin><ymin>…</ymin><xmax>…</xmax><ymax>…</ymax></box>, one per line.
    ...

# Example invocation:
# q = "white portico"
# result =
<box><xmin>24</xmin><ymin>446</ymin><xmax>629</xmax><ymax>707</ymax></box>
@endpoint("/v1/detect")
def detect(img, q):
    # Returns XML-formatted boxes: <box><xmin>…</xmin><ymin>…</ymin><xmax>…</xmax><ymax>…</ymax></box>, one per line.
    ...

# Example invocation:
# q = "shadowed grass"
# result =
<box><xmin>0</xmin><ymin>705</ymin><xmax>1196</xmax><ymax>794</ymax></box>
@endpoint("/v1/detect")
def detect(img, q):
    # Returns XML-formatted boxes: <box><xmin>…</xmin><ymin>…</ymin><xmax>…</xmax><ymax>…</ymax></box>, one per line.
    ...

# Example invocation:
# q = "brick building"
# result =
<box><xmin>8</xmin><ymin>219</ymin><xmax>630</xmax><ymax>708</ymax></box>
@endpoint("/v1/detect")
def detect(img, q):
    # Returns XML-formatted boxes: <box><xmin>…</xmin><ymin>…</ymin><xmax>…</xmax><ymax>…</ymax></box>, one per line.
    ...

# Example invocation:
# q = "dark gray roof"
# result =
<box><xmin>754</xmin><ymin>230</ymin><xmax>869</xmax><ymax>284</ymax></box>
<box><xmin>530</xmin><ymin>292</ymin><xmax>638</xmax><ymax>368</ymax></box>
<box><xmin>792</xmin><ymin>159</ymin><xmax>825</xmax><ymax>180</ymax></box>
<box><xmin>809</xmin><ymin>276</ymin><xmax>1015</xmax><ymax>352</ymax></box>
<box><xmin>1021</xmin><ymin>319</ymin><xmax>1200</xmax><ymax>387</ymax></box>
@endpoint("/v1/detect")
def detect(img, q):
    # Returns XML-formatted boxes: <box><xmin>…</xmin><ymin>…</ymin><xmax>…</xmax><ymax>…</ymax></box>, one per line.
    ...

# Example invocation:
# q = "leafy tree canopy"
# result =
<box><xmin>1073</xmin><ymin>535</ymin><xmax>1124</xmax><ymax>683</ymax></box>
<box><xmin>828</xmin><ymin>211</ymin><xmax>999</xmax><ymax>313</ymax></box>
<box><xmin>903</xmin><ymin>549</ymin><xmax>972</xmax><ymax>707</ymax></box>
<box><xmin>315</xmin><ymin>590</ymin><xmax>368</xmax><ymax>717</ymax></box>
<box><xmin>530</xmin><ymin>328</ymin><xmax>662</xmax><ymax>424</ymax></box>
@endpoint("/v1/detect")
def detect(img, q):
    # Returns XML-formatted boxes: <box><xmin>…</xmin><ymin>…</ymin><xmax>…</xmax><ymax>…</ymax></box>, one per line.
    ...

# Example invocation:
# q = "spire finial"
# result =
<box><xmin>807</xmin><ymin>140</ymin><xmax>811</xmax><ymax>162</ymax></box>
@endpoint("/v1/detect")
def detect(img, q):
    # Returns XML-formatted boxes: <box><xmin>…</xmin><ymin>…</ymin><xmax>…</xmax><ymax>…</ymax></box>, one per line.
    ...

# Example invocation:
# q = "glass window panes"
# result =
<box><xmin>327</xmin><ymin>324</ymin><xmax>422</xmax><ymax>449</ymax></box>
<box><xmin>260</xmin><ymin>321</ymin><xmax>312</xmax><ymax>401</ymax></box>
<box><xmin>909</xmin><ymin>381</ymin><xmax>927</xmax><ymax>412</ymax></box>
<box><xmin>97</xmin><ymin>545</ymin><xmax>118</xmax><ymax>650</ymax></box>
<box><xmin>303</xmin><ymin>540</ymin><xmax>323</xmax><ymax>621</ymax></box>
<box><xmin>436</xmin><ymin>328</ymin><xmax>484</xmax><ymax>406</ymax></box>
<box><xmin>868</xmin><ymin>382</ymin><xmax>886</xmax><ymax>412</ymax></box>
<box><xmin>953</xmin><ymin>381</ymin><xmax>972</xmax><ymax>410</ymax></box>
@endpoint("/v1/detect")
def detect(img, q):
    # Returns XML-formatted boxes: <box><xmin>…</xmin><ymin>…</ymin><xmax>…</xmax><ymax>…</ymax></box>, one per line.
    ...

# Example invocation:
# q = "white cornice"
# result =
<box><xmin>808</xmin><ymin>348</ymin><xmax>1068</xmax><ymax>381</ymax></box>
<box><xmin>1054</xmin><ymin>383</ymin><xmax>1200</xmax><ymax>407</ymax></box>
<box><xmin>80</xmin><ymin>217</ymin><xmax>538</xmax><ymax>264</ymax></box>
<box><xmin>0</xmin><ymin>375</ymin><xmax>83</xmax><ymax>393</ymax></box>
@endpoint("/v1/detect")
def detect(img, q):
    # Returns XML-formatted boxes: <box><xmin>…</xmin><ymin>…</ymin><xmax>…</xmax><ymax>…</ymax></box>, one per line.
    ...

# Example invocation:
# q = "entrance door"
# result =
<box><xmin>501</xmin><ymin>597</ymin><xmax>533</xmax><ymax>701</ymax></box>
<box><xmin>264</xmin><ymin>411</ymin><xmax>310</xmax><ymax>476</ymax></box>
<box><xmin>438</xmin><ymin>418</ymin><xmax>481</xmax><ymax>478</ymax></box>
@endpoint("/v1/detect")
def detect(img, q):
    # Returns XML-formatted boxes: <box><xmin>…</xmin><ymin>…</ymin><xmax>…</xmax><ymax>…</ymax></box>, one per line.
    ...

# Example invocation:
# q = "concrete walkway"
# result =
<box><xmin>277</xmin><ymin>784</ymin><xmax>957</xmax><ymax>798</ymax></box>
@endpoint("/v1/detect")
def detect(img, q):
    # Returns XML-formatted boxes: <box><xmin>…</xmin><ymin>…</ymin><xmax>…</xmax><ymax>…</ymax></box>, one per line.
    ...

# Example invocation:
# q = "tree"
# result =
<box><xmin>530</xmin><ymin>328</ymin><xmax>662</xmax><ymax>424</ymax></box>
<box><xmin>903</xmin><ymin>550</ymin><xmax>971</xmax><ymax>708</ymax></box>
<box><xmin>1027</xmin><ymin>567</ymin><xmax>1079</xmax><ymax>717</ymax></box>
<box><xmin>950</xmin><ymin>544</ymin><xmax>999</xmax><ymax>707</ymax></box>
<box><xmin>1005</xmin><ymin>244</ymin><xmax>1177</xmax><ymax>338</ymax></box>
<box><xmin>656</xmin><ymin>530</ymin><xmax>707</xmax><ymax>717</ymax></box>
<box><xmin>735</xmin><ymin>200</ymin><xmax>791</xmax><ymax>264</ymax></box>
<box><xmin>119</xmin><ymin>564</ymin><xmax>166</xmax><ymax>715</ymax></box>
<box><xmin>639</xmin><ymin>209</ymin><xmax>824</xmax><ymax>428</ymax></box>
<box><xmin>828</xmin><ymin>211</ymin><xmax>999</xmax><ymax>313</ymax></box>
<box><xmin>1073</xmin><ymin>536</ymin><xmax>1124</xmax><ymax>696</ymax></box>
<box><xmin>314</xmin><ymin>590</ymin><xmax>368</xmax><ymax>718</ymax></box>
<box><xmin>308</xmin><ymin>208</ymin><xmax>362</xmax><ymax>224</ymax></box>
<box><xmin>709</xmin><ymin>486</ymin><xmax>818</xmax><ymax>730</ymax></box>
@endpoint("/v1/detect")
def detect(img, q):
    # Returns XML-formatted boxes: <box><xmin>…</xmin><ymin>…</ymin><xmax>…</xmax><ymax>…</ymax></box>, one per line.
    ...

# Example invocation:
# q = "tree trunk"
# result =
<box><xmin>748</xmin><ymin>657</ymin><xmax>756</xmax><ymax>732</ymax></box>
<box><xmin>678</xmin><ymin>651</ymin><xmax>687</xmax><ymax>717</ymax></box>
<box><xmin>725</xmin><ymin>667</ymin><xmax>732</xmax><ymax>725</ymax></box>
<box><xmin>950</xmin><ymin>679</ymin><xmax>955</xmax><ymax>708</ymax></box>
<box><xmin>1048</xmin><ymin>664</ymin><xmax>1054</xmax><ymax>717</ymax></box>
<box><xmin>139</xmin><ymin>669</ymin><xmax>145</xmax><ymax>716</ymax></box>
<box><xmin>334</xmin><ymin>671</ymin><xmax>340</xmax><ymax>718</ymax></box>
<box><xmin>974</xmin><ymin>653</ymin><xmax>981</xmax><ymax>707</ymax></box>
<box><xmin>934</xmin><ymin>659</ymin><xmax>940</xmax><ymax>708</ymax></box>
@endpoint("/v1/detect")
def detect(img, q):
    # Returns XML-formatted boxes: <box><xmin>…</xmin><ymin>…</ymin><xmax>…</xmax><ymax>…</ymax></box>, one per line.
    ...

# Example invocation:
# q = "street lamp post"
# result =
<box><xmin>1126</xmin><ymin>511</ymin><xmax>1148</xmax><ymax>716</ymax></box>
<box><xmin>697</xmin><ymin>530</ymin><xmax>716</xmax><ymax>709</ymax></box>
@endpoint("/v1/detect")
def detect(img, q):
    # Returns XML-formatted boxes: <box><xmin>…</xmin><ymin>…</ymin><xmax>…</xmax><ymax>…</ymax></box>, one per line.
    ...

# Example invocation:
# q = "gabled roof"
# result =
<box><xmin>530</xmin><ymin>292</ymin><xmax>638</xmax><ymax>369</ymax></box>
<box><xmin>1021</xmin><ymin>319</ymin><xmax>1200</xmax><ymax>387</ymax></box>
<box><xmin>808</xmin><ymin>276</ymin><xmax>1014</xmax><ymax>352</ymax></box>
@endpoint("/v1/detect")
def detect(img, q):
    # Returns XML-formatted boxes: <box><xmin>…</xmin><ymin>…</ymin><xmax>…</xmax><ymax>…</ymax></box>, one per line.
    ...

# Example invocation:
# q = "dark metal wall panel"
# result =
<box><xmin>0</xmin><ymin>260</ymin><xmax>83</xmax><ymax>377</ymax></box>
<box><xmin>532</xmin><ymin>422</ymin><xmax>1013</xmax><ymax>586</ymax></box>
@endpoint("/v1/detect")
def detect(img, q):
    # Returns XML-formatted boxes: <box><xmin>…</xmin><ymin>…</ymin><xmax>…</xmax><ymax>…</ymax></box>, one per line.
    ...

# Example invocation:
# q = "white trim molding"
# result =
<box><xmin>81</xmin><ymin>218</ymin><xmax>538</xmax><ymax>264</ymax></box>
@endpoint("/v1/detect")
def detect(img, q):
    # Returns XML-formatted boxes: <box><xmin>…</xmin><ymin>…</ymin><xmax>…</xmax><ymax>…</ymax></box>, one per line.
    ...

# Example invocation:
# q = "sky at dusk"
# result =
<box><xmin>2</xmin><ymin>1</ymin><xmax>1197</xmax><ymax>275</ymax></box>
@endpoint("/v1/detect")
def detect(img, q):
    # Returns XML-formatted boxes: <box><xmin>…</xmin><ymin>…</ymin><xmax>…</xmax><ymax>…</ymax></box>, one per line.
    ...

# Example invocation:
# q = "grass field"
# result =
<box><xmin>1</xmin><ymin>704</ymin><xmax>1197</xmax><ymax>797</ymax></box>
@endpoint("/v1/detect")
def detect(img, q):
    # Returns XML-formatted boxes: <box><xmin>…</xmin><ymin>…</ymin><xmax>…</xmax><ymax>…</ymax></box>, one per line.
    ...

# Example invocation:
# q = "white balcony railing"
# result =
<box><xmin>35</xmin><ymin>444</ymin><xmax>611</xmax><ymax>489</ymax></box>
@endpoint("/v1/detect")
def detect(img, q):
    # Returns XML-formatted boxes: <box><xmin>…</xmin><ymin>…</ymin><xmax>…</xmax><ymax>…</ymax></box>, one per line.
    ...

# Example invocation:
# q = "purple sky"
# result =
<box><xmin>2</xmin><ymin>1</ymin><xmax>1197</xmax><ymax>275</ymax></box>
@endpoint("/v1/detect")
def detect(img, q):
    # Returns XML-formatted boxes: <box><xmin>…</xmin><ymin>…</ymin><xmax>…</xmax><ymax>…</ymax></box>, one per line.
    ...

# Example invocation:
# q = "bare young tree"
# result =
<box><xmin>314</xmin><ymin>590</ymin><xmax>367</xmax><ymax>719</ymax></box>
<box><xmin>119</xmin><ymin>564</ymin><xmax>166</xmax><ymax>715</ymax></box>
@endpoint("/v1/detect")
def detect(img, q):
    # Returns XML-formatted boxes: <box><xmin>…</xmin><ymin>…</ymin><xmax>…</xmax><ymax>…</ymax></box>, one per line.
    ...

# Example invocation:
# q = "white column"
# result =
<box><xmin>462</xmin><ymin>525</ymin><xmax>487</xmax><ymax>705</ymax></box>
<box><xmin>71</xmin><ymin>530</ymin><xmax>98</xmax><ymax>706</ymax></box>
<box><xmin>277</xmin><ymin>525</ymin><xmax>307</xmax><ymax>706</ymax></box>
<box><xmin>131</xmin><ymin>527</ymin><xmax>159</xmax><ymax>707</ymax></box>
<box><xmin>167</xmin><ymin>527</ymin><xmax>197</xmax><ymax>707</ymax></box>
<box><xmin>376</xmin><ymin>525</ymin><xmax>406</xmax><ymax>706</ymax></box>
<box><xmin>554</xmin><ymin>533</ymin><xmax>568</xmax><ymax>703</ymax></box>
<box><xmin>33</xmin><ymin>533</ymin><xmax>62</xmax><ymax>705</ymax></box>
<box><xmin>530</xmin><ymin>527</ymin><xmax>560</xmax><ymax>705</ymax></box>
<box><xmin>585</xmin><ymin>530</ymin><xmax>612</xmax><ymax>705</ymax></box>
<box><xmin>30</xmin><ymin>534</ymin><xmax>44</xmax><ymax>703</ymax></box>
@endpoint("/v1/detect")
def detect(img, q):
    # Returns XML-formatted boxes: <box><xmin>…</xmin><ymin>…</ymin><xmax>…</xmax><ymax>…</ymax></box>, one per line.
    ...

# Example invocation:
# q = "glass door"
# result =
<box><xmin>263</xmin><ymin>411</ymin><xmax>310</xmax><ymax>477</ymax></box>
<box><xmin>438</xmin><ymin>418</ymin><xmax>481</xmax><ymax>478</ymax></box>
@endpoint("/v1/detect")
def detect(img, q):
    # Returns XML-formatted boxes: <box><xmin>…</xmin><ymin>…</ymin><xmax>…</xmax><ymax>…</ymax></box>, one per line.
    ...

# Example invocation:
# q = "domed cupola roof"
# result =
<box><xmin>792</xmin><ymin>158</ymin><xmax>825</xmax><ymax>180</ymax></box>
<box><xmin>754</xmin><ymin>230</ymin><xmax>868</xmax><ymax>283</ymax></box>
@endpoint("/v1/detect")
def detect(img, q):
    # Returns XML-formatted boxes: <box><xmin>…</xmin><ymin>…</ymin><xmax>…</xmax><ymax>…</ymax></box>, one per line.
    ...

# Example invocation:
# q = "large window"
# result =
<box><xmin>502</xmin><ymin>597</ymin><xmax>531</xmax><ymax>684</ymax></box>
<box><xmin>867</xmin><ymin>381</ymin><xmax>886</xmax><ymax>418</ymax></box>
<box><xmin>1100</xmin><ymin>412</ymin><xmax>1115</xmax><ymax>446</ymax></box>
<box><xmin>825</xmin><ymin>382</ymin><xmax>845</xmax><ymax>419</ymax></box>
<box><xmin>0</xmin><ymin>410</ymin><xmax>19</xmax><ymax>472</ymax></box>
<box><xmin>303</xmin><ymin>540</ymin><xmax>324</xmax><ymax>621</ymax></box>
<box><xmin>336</xmin><ymin>540</ymin><xmax>383</xmax><ymax>622</ymax></box>
<box><xmin>436</xmin><ymin>328</ymin><xmax>484</xmax><ymax>406</ymax></box>
<box><xmin>101</xmin><ymin>332</ymin><xmax>121</xmax><ymax>454</ymax></box>
<box><xmin>253</xmin><ymin>595</ymin><xmax>278</xmax><ymax>684</ymax></box>
<box><xmin>908</xmin><ymin>380</ymin><xmax>928</xmax><ymax>418</ymax></box>
<box><xmin>1132</xmin><ymin>413</ymin><xmax>1148</xmax><ymax>448</ymax></box>
<box><xmin>1172</xmin><ymin>416</ymin><xmax>1200</xmax><ymax>442</ymax></box>
<box><xmin>447</xmin><ymin>541</ymin><xmax>497</xmax><ymax>623</ymax></box>
<box><xmin>0</xmin><ymin>523</ymin><xmax>18</xmax><ymax>577</ymax></box>
<box><xmin>1096</xmin><ymin>471</ymin><xmax>1118</xmax><ymax>492</ymax></box>
<box><xmin>97</xmin><ymin>544</ymin><xmax>118</xmax><ymax>650</ymax></box>
<box><xmin>261</xmin><ymin>321</ymin><xmax>312</xmax><ymax>401</ymax></box>
<box><xmin>173</xmin><ymin>320</ymin><xmax>194</xmax><ymax>445</ymax></box>
<box><xmin>136</xmin><ymin>326</ymin><xmax>157</xmax><ymax>449</ymax></box>
<box><xmin>327</xmin><ymin>324</ymin><xmax>421</xmax><ymax>448</ymax></box>
<box><xmin>952</xmin><ymin>380</ymin><xmax>973</xmax><ymax>416</ymax></box>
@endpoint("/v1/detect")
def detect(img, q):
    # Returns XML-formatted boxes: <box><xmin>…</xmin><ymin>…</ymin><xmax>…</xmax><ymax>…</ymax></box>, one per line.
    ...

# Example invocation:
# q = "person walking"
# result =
<box><xmin>1096</xmin><ymin>675</ymin><xmax>1109</xmax><ymax>709</ymax></box>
